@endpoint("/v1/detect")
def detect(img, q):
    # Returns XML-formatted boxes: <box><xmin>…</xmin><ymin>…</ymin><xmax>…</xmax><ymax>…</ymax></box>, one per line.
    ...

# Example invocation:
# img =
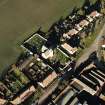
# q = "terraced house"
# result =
<box><xmin>0</xmin><ymin>0</ymin><xmax>105</xmax><ymax>104</ymax></box>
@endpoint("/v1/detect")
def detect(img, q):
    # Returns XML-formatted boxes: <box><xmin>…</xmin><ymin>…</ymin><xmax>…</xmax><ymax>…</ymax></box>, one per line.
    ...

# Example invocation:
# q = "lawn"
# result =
<box><xmin>26</xmin><ymin>34</ymin><xmax>46</xmax><ymax>52</ymax></box>
<box><xmin>2</xmin><ymin>68</ymin><xmax>30</xmax><ymax>95</ymax></box>
<box><xmin>12</xmin><ymin>68</ymin><xmax>30</xmax><ymax>85</ymax></box>
<box><xmin>0</xmin><ymin>0</ymin><xmax>96</xmax><ymax>75</ymax></box>
<box><xmin>46</xmin><ymin>48</ymin><xmax>71</xmax><ymax>70</ymax></box>
<box><xmin>53</xmin><ymin>48</ymin><xmax>70</xmax><ymax>64</ymax></box>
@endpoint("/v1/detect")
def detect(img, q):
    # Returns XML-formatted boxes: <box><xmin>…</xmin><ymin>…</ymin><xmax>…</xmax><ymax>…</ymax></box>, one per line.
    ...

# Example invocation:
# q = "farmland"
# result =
<box><xmin>0</xmin><ymin>0</ymin><xmax>96</xmax><ymax>75</ymax></box>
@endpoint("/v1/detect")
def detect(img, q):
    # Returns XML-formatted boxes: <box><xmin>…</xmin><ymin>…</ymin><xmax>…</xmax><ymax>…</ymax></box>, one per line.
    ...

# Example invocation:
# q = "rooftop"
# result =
<box><xmin>38</xmin><ymin>71</ymin><xmax>57</xmax><ymax>88</ymax></box>
<box><xmin>61</xmin><ymin>43</ymin><xmax>78</xmax><ymax>55</ymax></box>
<box><xmin>67</xmin><ymin>29</ymin><xmax>79</xmax><ymax>36</ymax></box>
<box><xmin>0</xmin><ymin>98</ymin><xmax>7</xmax><ymax>105</ymax></box>
<box><xmin>41</xmin><ymin>45</ymin><xmax>54</xmax><ymax>59</ymax></box>
<box><xmin>100</xmin><ymin>38</ymin><xmax>105</xmax><ymax>48</ymax></box>
<box><xmin>11</xmin><ymin>85</ymin><xmax>36</xmax><ymax>105</ymax></box>
<box><xmin>86</xmin><ymin>15</ymin><xmax>94</xmax><ymax>22</ymax></box>
<box><xmin>23</xmin><ymin>56</ymin><xmax>54</xmax><ymax>84</ymax></box>
<box><xmin>89</xmin><ymin>11</ymin><xmax>101</xmax><ymax>19</ymax></box>
<box><xmin>70</xmin><ymin>78</ymin><xmax>96</xmax><ymax>95</ymax></box>
<box><xmin>78</xmin><ymin>19</ymin><xmax>89</xmax><ymax>28</ymax></box>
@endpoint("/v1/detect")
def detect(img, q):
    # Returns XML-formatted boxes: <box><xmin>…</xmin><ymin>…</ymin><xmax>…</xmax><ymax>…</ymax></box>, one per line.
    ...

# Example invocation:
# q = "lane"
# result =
<box><xmin>38</xmin><ymin>79</ymin><xmax>60</xmax><ymax>105</ymax></box>
<box><xmin>75</xmin><ymin>23</ymin><xmax>105</xmax><ymax>68</ymax></box>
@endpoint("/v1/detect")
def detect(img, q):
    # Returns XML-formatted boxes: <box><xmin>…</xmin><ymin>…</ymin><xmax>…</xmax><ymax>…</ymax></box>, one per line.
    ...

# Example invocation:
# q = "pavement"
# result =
<box><xmin>75</xmin><ymin>23</ymin><xmax>105</xmax><ymax>69</ymax></box>
<box><xmin>34</xmin><ymin>22</ymin><xmax>105</xmax><ymax>105</ymax></box>
<box><xmin>38</xmin><ymin>79</ymin><xmax>60</xmax><ymax>105</ymax></box>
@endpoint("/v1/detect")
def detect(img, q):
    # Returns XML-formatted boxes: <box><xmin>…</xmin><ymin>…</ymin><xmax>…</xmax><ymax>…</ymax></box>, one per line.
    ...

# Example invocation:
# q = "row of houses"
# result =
<box><xmin>0</xmin><ymin>9</ymin><xmax>104</xmax><ymax>105</ymax></box>
<box><xmin>0</xmin><ymin>54</ymin><xmax>59</xmax><ymax>105</ymax></box>
<box><xmin>47</xmin><ymin>68</ymin><xmax>105</xmax><ymax>105</ymax></box>
<box><xmin>19</xmin><ymin>10</ymin><xmax>103</xmax><ymax>105</ymax></box>
<box><xmin>22</xmin><ymin>55</ymin><xmax>58</xmax><ymax>88</ymax></box>
<box><xmin>39</xmin><ymin>10</ymin><xmax>104</xmax><ymax>104</ymax></box>
<box><xmin>22</xmin><ymin>10</ymin><xmax>103</xmax><ymax>69</ymax></box>
<box><xmin>63</xmin><ymin>11</ymin><xmax>101</xmax><ymax>39</ymax></box>
<box><xmin>51</xmin><ymin>78</ymin><xmax>97</xmax><ymax>105</ymax></box>
<box><xmin>11</xmin><ymin>85</ymin><xmax>36</xmax><ymax>105</ymax></box>
<box><xmin>61</xmin><ymin>11</ymin><xmax>102</xmax><ymax>56</ymax></box>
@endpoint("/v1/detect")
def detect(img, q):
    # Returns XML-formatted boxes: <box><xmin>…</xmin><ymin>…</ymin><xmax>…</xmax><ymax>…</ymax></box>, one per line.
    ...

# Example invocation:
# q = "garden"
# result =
<box><xmin>47</xmin><ymin>48</ymin><xmax>71</xmax><ymax>70</ymax></box>
<box><xmin>23</xmin><ymin>34</ymin><xmax>46</xmax><ymax>53</ymax></box>
<box><xmin>2</xmin><ymin>68</ymin><xmax>30</xmax><ymax>97</ymax></box>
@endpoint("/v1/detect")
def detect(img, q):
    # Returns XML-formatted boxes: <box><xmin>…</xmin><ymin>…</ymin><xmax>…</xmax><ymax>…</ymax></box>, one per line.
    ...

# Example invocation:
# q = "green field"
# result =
<box><xmin>0</xmin><ymin>0</ymin><xmax>96</xmax><ymax>74</ymax></box>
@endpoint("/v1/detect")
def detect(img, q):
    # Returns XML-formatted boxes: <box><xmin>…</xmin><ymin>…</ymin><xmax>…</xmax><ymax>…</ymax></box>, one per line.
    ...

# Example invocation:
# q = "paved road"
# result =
<box><xmin>38</xmin><ymin>23</ymin><xmax>105</xmax><ymax>105</ymax></box>
<box><xmin>75</xmin><ymin>23</ymin><xmax>105</xmax><ymax>68</ymax></box>
<box><xmin>38</xmin><ymin>79</ymin><xmax>60</xmax><ymax>105</ymax></box>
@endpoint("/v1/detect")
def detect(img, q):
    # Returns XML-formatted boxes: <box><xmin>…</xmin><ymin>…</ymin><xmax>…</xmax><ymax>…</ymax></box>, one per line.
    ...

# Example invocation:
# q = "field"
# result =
<box><xmin>0</xmin><ymin>0</ymin><xmax>96</xmax><ymax>74</ymax></box>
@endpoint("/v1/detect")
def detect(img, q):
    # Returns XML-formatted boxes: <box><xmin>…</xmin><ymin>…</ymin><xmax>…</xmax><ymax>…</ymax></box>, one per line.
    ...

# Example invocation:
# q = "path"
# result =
<box><xmin>75</xmin><ymin>23</ymin><xmax>105</xmax><ymax>68</ymax></box>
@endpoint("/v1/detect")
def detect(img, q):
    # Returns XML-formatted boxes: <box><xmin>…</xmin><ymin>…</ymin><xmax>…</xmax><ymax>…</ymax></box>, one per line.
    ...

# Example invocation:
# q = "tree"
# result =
<box><xmin>82</xmin><ymin>0</ymin><xmax>91</xmax><ymax>15</ymax></box>
<box><xmin>93</xmin><ymin>0</ymin><xmax>102</xmax><ymax>12</ymax></box>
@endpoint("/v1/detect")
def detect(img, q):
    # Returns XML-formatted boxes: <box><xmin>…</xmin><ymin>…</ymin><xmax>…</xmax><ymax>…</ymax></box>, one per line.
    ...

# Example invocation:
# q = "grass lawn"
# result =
<box><xmin>12</xmin><ymin>68</ymin><xmax>30</xmax><ymax>85</ymax></box>
<box><xmin>3</xmin><ymin>68</ymin><xmax>30</xmax><ymax>94</ymax></box>
<box><xmin>54</xmin><ymin>48</ymin><xmax>70</xmax><ymax>64</ymax></box>
<box><xmin>0</xmin><ymin>0</ymin><xmax>96</xmax><ymax>75</ymax></box>
<box><xmin>27</xmin><ymin>34</ymin><xmax>46</xmax><ymax>52</ymax></box>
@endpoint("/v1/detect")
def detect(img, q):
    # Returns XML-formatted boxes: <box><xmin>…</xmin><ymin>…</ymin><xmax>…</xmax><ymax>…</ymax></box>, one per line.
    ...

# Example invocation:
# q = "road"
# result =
<box><xmin>38</xmin><ymin>23</ymin><xmax>105</xmax><ymax>105</ymax></box>
<box><xmin>38</xmin><ymin>79</ymin><xmax>60</xmax><ymax>105</ymax></box>
<box><xmin>75</xmin><ymin>23</ymin><xmax>105</xmax><ymax>68</ymax></box>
